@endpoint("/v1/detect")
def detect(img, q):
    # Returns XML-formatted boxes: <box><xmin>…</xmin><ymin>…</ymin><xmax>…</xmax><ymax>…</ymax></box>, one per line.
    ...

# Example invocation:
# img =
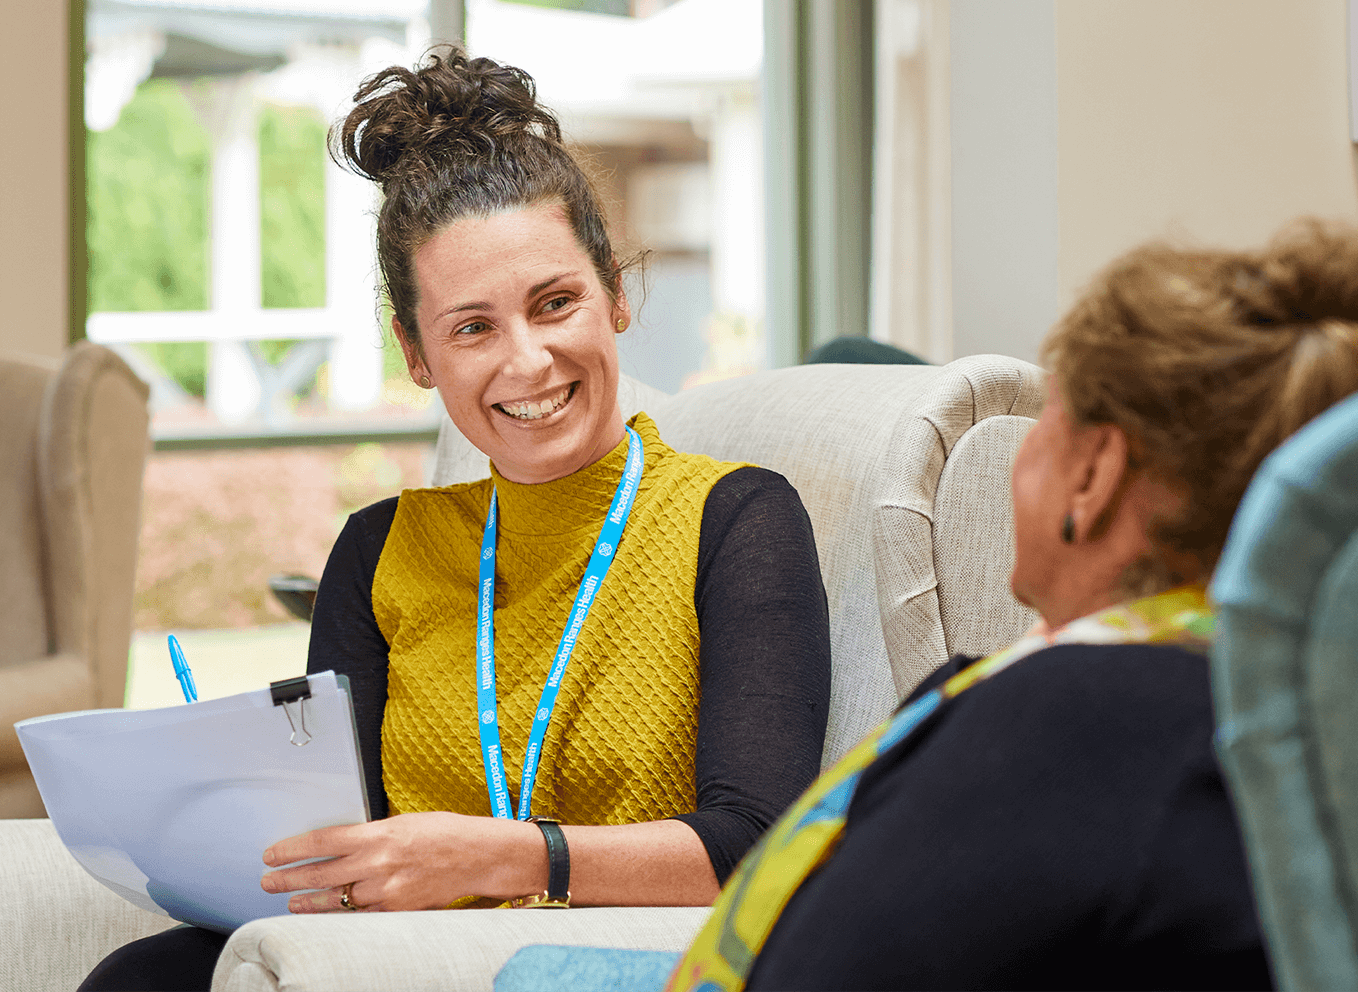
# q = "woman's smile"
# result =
<box><xmin>495</xmin><ymin>382</ymin><xmax>576</xmax><ymax>421</ymax></box>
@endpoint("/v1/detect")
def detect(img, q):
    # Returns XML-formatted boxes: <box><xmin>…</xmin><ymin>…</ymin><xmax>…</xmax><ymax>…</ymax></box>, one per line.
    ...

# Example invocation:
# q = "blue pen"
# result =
<box><xmin>168</xmin><ymin>634</ymin><xmax>197</xmax><ymax>703</ymax></box>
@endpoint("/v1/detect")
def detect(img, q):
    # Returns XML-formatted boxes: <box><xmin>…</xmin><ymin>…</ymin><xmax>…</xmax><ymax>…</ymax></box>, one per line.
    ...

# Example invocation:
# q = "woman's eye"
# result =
<box><xmin>455</xmin><ymin>320</ymin><xmax>489</xmax><ymax>336</ymax></box>
<box><xmin>543</xmin><ymin>296</ymin><xmax>570</xmax><ymax>313</ymax></box>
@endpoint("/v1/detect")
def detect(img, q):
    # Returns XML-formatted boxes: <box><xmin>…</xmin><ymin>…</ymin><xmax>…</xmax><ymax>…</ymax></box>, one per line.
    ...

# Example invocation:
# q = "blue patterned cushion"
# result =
<box><xmin>494</xmin><ymin>945</ymin><xmax>681</xmax><ymax>992</ymax></box>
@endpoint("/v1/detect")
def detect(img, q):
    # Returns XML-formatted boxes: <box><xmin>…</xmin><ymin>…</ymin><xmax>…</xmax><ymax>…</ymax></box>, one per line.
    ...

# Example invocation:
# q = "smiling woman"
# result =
<box><xmin>401</xmin><ymin>204</ymin><xmax>629</xmax><ymax>485</ymax></box>
<box><xmin>78</xmin><ymin>47</ymin><xmax>832</xmax><ymax>992</ymax></box>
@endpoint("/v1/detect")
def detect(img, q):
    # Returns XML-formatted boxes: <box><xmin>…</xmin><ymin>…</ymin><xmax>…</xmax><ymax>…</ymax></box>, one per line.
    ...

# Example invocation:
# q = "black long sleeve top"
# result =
<box><xmin>307</xmin><ymin>466</ymin><xmax>831</xmax><ymax>884</ymax></box>
<box><xmin>746</xmin><ymin>643</ymin><xmax>1274</xmax><ymax>991</ymax></box>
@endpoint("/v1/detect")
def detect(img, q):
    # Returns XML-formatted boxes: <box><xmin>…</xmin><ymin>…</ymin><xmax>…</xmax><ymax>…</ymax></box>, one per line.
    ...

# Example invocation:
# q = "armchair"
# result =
<box><xmin>1211</xmin><ymin>391</ymin><xmax>1358</xmax><ymax>990</ymax></box>
<box><xmin>2</xmin><ymin>354</ymin><xmax>1043</xmax><ymax>992</ymax></box>
<box><xmin>0</xmin><ymin>343</ymin><xmax>150</xmax><ymax>817</ymax></box>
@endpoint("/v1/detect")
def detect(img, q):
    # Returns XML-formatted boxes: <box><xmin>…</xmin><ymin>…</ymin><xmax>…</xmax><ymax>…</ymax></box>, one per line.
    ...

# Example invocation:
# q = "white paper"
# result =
<box><xmin>16</xmin><ymin>671</ymin><xmax>369</xmax><ymax>933</ymax></box>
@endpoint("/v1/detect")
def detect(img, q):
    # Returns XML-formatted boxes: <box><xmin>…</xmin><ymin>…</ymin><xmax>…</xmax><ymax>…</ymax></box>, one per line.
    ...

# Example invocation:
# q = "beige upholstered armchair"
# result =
<box><xmin>0</xmin><ymin>342</ymin><xmax>150</xmax><ymax>818</ymax></box>
<box><xmin>2</xmin><ymin>354</ymin><xmax>1042</xmax><ymax>992</ymax></box>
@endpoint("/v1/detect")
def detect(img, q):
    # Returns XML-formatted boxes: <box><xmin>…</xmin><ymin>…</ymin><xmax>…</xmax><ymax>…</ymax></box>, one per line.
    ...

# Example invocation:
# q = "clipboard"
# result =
<box><xmin>15</xmin><ymin>670</ymin><xmax>369</xmax><ymax>934</ymax></box>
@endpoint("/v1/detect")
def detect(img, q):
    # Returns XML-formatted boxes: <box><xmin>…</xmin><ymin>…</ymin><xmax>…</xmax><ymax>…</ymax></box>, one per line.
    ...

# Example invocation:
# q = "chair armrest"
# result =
<box><xmin>0</xmin><ymin>818</ymin><xmax>177</xmax><ymax>992</ymax></box>
<box><xmin>214</xmin><ymin>905</ymin><xmax>711</xmax><ymax>992</ymax></box>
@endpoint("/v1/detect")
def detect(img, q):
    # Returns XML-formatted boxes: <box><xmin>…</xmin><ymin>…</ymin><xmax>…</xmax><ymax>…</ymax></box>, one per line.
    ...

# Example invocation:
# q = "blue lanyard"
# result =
<box><xmin>475</xmin><ymin>426</ymin><xmax>644</xmax><ymax>820</ymax></box>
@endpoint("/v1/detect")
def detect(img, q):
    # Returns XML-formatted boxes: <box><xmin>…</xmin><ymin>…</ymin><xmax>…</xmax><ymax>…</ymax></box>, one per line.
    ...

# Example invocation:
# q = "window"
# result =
<box><xmin>86</xmin><ymin>0</ymin><xmax>765</xmax><ymax>699</ymax></box>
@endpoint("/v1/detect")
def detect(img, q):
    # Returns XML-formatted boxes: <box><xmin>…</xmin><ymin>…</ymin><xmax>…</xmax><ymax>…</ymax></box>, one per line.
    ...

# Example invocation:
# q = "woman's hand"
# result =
<box><xmin>260</xmin><ymin>811</ymin><xmax>545</xmax><ymax>913</ymax></box>
<box><xmin>261</xmin><ymin>814</ymin><xmax>719</xmax><ymax>912</ymax></box>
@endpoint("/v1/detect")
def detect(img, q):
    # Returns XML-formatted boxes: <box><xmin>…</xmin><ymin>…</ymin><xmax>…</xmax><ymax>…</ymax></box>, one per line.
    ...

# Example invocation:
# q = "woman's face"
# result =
<box><xmin>400</xmin><ymin>202</ymin><xmax>628</xmax><ymax>485</ymax></box>
<box><xmin>1009</xmin><ymin>379</ymin><xmax>1076</xmax><ymax>616</ymax></box>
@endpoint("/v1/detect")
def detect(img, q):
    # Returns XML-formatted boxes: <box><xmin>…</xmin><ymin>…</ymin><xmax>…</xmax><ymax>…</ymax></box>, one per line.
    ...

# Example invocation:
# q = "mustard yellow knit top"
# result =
<box><xmin>372</xmin><ymin>413</ymin><xmax>743</xmax><ymax>825</ymax></box>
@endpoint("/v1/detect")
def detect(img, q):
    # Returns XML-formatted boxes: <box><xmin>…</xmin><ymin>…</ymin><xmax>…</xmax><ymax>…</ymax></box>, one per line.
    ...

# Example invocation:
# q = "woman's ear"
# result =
<box><xmin>1068</xmin><ymin>424</ymin><xmax>1132</xmax><ymax>542</ymax></box>
<box><xmin>392</xmin><ymin>317</ymin><xmax>429</xmax><ymax>385</ymax></box>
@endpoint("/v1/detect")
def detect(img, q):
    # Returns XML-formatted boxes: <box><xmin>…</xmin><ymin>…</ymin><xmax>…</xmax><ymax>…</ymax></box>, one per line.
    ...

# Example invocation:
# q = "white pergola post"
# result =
<box><xmin>325</xmin><ymin>159</ymin><xmax>382</xmax><ymax>412</ymax></box>
<box><xmin>205</xmin><ymin>75</ymin><xmax>264</xmax><ymax>423</ymax></box>
<box><xmin>708</xmin><ymin>87</ymin><xmax>765</xmax><ymax>350</ymax></box>
<box><xmin>254</xmin><ymin>39</ymin><xmax>388</xmax><ymax>416</ymax></box>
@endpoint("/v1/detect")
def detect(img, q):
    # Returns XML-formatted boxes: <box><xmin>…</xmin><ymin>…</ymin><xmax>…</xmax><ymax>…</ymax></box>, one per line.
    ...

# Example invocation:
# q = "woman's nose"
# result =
<box><xmin>501</xmin><ymin>323</ymin><xmax>553</xmax><ymax>381</ymax></box>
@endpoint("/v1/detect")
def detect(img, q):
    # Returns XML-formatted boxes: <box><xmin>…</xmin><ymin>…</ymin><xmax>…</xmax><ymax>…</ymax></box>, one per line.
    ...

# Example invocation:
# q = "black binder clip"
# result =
<box><xmin>270</xmin><ymin>676</ymin><xmax>313</xmax><ymax>747</ymax></box>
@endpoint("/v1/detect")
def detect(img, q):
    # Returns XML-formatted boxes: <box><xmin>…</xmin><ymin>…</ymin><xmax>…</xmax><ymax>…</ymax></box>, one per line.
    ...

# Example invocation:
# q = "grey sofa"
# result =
<box><xmin>1</xmin><ymin>355</ymin><xmax>1043</xmax><ymax>992</ymax></box>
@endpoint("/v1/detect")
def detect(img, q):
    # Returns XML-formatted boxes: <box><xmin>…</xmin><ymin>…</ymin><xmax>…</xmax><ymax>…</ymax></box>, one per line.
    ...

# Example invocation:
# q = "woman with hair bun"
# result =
<box><xmin>79</xmin><ymin>48</ymin><xmax>830</xmax><ymax>992</ymax></box>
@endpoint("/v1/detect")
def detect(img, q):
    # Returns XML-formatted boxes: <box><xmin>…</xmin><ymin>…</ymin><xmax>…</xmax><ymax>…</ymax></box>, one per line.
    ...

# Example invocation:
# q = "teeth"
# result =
<box><xmin>500</xmin><ymin>385</ymin><xmax>571</xmax><ymax>420</ymax></box>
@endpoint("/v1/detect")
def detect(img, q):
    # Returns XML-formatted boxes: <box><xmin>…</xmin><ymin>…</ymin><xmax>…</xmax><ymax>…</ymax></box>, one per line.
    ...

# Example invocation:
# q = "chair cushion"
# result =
<box><xmin>0</xmin><ymin>818</ymin><xmax>176</xmax><ymax>992</ymax></box>
<box><xmin>216</xmin><ymin>906</ymin><xmax>709</xmax><ymax>992</ymax></box>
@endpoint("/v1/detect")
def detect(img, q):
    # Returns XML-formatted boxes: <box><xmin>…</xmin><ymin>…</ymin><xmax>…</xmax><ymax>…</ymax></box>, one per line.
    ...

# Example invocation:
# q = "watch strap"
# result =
<box><xmin>508</xmin><ymin>817</ymin><xmax>570</xmax><ymax>908</ymax></box>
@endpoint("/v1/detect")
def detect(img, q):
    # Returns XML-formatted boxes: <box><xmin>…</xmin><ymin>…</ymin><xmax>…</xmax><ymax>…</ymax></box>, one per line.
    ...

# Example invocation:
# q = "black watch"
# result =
<box><xmin>508</xmin><ymin>817</ymin><xmax>570</xmax><ymax>908</ymax></box>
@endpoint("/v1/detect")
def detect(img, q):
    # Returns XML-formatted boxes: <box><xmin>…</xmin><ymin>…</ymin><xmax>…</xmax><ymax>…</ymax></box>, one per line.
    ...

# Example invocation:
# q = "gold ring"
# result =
<box><xmin>340</xmin><ymin>882</ymin><xmax>359</xmax><ymax>911</ymax></box>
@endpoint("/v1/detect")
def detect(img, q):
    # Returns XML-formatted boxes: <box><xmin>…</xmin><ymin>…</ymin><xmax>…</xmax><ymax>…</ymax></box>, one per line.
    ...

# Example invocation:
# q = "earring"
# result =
<box><xmin>419</xmin><ymin>374</ymin><xmax>431</xmax><ymax>389</ymax></box>
<box><xmin>1061</xmin><ymin>514</ymin><xmax>1075</xmax><ymax>544</ymax></box>
<box><xmin>616</xmin><ymin>318</ymin><xmax>627</xmax><ymax>333</ymax></box>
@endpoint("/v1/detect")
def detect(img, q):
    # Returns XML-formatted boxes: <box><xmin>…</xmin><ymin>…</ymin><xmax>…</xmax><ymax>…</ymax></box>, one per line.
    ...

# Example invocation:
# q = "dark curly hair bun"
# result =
<box><xmin>331</xmin><ymin>45</ymin><xmax>621</xmax><ymax>350</ymax></box>
<box><xmin>335</xmin><ymin>47</ymin><xmax>563</xmax><ymax>187</ymax></box>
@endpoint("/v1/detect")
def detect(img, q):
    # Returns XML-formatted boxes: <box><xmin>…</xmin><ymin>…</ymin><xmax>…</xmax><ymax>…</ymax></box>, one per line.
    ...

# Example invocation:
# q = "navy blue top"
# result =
<box><xmin>747</xmin><ymin>643</ymin><xmax>1274</xmax><ymax>991</ymax></box>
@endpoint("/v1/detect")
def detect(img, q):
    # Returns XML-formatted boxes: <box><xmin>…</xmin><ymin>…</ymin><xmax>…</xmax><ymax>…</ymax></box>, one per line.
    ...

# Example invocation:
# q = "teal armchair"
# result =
<box><xmin>1211</xmin><ymin>391</ymin><xmax>1358</xmax><ymax>991</ymax></box>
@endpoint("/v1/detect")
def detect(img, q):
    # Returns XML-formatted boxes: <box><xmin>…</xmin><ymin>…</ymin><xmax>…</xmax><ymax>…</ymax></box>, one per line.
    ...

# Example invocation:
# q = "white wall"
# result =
<box><xmin>1056</xmin><ymin>0</ymin><xmax>1358</xmax><ymax>311</ymax></box>
<box><xmin>0</xmin><ymin>1</ymin><xmax>70</xmax><ymax>361</ymax></box>
<box><xmin>933</xmin><ymin>0</ymin><xmax>1358</xmax><ymax>367</ymax></box>
<box><xmin>948</xmin><ymin>0</ymin><xmax>1059</xmax><ymax>365</ymax></box>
